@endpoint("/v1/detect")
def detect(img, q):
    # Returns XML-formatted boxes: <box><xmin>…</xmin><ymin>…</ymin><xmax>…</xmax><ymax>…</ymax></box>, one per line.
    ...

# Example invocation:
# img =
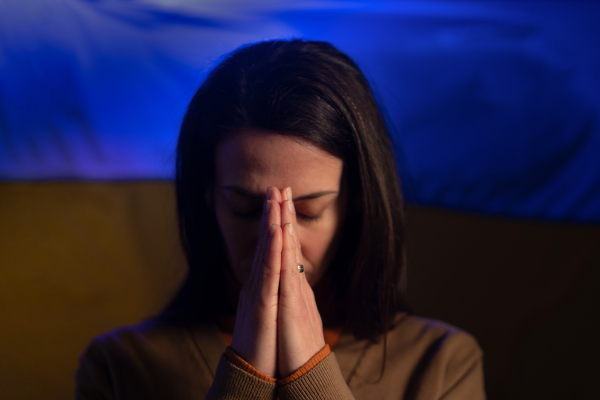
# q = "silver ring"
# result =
<box><xmin>298</xmin><ymin>264</ymin><xmax>304</xmax><ymax>273</ymax></box>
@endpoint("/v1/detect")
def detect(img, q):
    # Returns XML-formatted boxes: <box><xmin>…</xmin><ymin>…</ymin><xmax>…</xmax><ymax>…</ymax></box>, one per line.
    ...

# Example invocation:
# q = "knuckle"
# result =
<box><xmin>262</xmin><ymin>266</ymin><xmax>280</xmax><ymax>281</ymax></box>
<box><xmin>283</xmin><ymin>237</ymin><xmax>296</xmax><ymax>251</ymax></box>
<box><xmin>280</xmin><ymin>267</ymin><xmax>299</xmax><ymax>280</ymax></box>
<box><xmin>257</xmin><ymin>293</ymin><xmax>278</xmax><ymax>310</ymax></box>
<box><xmin>278</xmin><ymin>299</ymin><xmax>301</xmax><ymax>314</ymax></box>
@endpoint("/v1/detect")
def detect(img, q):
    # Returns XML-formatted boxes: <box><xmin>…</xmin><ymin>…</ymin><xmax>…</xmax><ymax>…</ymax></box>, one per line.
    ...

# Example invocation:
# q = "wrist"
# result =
<box><xmin>279</xmin><ymin>344</ymin><xmax>330</xmax><ymax>383</ymax></box>
<box><xmin>226</xmin><ymin>347</ymin><xmax>278</xmax><ymax>381</ymax></box>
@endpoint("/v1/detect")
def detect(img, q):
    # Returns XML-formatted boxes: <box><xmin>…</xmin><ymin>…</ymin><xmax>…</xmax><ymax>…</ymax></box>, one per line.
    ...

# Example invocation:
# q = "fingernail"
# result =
<box><xmin>269</xmin><ymin>224</ymin><xmax>276</xmax><ymax>236</ymax></box>
<box><xmin>286</xmin><ymin>187</ymin><xmax>292</xmax><ymax>200</ymax></box>
<box><xmin>287</xmin><ymin>199</ymin><xmax>294</xmax><ymax>213</ymax></box>
<box><xmin>266</xmin><ymin>187</ymin><xmax>271</xmax><ymax>198</ymax></box>
<box><xmin>287</xmin><ymin>223</ymin><xmax>294</xmax><ymax>235</ymax></box>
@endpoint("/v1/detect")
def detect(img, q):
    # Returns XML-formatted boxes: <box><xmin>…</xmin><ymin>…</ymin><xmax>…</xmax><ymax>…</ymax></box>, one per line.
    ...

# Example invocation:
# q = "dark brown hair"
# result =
<box><xmin>163</xmin><ymin>39</ymin><xmax>408</xmax><ymax>341</ymax></box>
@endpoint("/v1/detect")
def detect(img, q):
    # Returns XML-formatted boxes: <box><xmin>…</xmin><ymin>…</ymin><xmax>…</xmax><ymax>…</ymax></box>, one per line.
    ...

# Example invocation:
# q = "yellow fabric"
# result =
<box><xmin>2</xmin><ymin>181</ymin><xmax>598</xmax><ymax>399</ymax></box>
<box><xmin>0</xmin><ymin>181</ymin><xmax>187</xmax><ymax>400</ymax></box>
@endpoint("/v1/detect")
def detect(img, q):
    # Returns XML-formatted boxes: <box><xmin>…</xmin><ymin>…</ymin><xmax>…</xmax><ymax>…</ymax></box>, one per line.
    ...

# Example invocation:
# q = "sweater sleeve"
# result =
<box><xmin>278</xmin><ymin>352</ymin><xmax>355</xmax><ymax>400</ymax></box>
<box><xmin>75</xmin><ymin>338</ymin><xmax>117</xmax><ymax>400</ymax></box>
<box><xmin>440</xmin><ymin>355</ymin><xmax>485</xmax><ymax>400</ymax></box>
<box><xmin>222</xmin><ymin>346</ymin><xmax>355</xmax><ymax>400</ymax></box>
<box><xmin>417</xmin><ymin>331</ymin><xmax>486</xmax><ymax>400</ymax></box>
<box><xmin>225</xmin><ymin>345</ymin><xmax>331</xmax><ymax>385</ymax></box>
<box><xmin>206</xmin><ymin>354</ymin><xmax>277</xmax><ymax>400</ymax></box>
<box><xmin>437</xmin><ymin>333</ymin><xmax>486</xmax><ymax>400</ymax></box>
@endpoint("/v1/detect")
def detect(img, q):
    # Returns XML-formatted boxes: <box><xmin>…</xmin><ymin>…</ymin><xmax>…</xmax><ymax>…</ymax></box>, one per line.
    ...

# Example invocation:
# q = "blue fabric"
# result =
<box><xmin>1</xmin><ymin>0</ymin><xmax>599</xmax><ymax>222</ymax></box>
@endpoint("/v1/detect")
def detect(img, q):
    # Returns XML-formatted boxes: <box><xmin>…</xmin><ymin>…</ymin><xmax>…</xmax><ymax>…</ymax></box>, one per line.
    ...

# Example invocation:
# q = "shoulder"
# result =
<box><xmin>386</xmin><ymin>314</ymin><xmax>486</xmax><ymax>399</ymax></box>
<box><xmin>75</xmin><ymin>319</ymin><xmax>164</xmax><ymax>399</ymax></box>
<box><xmin>78</xmin><ymin>319</ymin><xmax>182</xmax><ymax>368</ymax></box>
<box><xmin>388</xmin><ymin>313</ymin><xmax>483</xmax><ymax>361</ymax></box>
<box><xmin>76</xmin><ymin>318</ymin><xmax>219</xmax><ymax>400</ymax></box>
<box><xmin>335</xmin><ymin>313</ymin><xmax>486</xmax><ymax>399</ymax></box>
<box><xmin>82</xmin><ymin>318</ymin><xmax>186</xmax><ymax>352</ymax></box>
<box><xmin>76</xmin><ymin>319</ymin><xmax>183</xmax><ymax>380</ymax></box>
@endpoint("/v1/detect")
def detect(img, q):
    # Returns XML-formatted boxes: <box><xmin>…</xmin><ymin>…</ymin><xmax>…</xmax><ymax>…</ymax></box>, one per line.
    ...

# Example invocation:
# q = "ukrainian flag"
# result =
<box><xmin>1</xmin><ymin>2</ymin><xmax>598</xmax><ymax>399</ymax></box>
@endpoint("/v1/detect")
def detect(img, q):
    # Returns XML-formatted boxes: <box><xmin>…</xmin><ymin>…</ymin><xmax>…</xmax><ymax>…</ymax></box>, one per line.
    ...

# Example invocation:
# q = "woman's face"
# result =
<box><xmin>214</xmin><ymin>129</ymin><xmax>347</xmax><ymax>287</ymax></box>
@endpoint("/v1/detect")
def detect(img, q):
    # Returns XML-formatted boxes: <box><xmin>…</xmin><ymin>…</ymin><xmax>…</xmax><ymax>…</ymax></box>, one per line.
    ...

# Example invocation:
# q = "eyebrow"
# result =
<box><xmin>221</xmin><ymin>186</ymin><xmax>338</xmax><ymax>201</ymax></box>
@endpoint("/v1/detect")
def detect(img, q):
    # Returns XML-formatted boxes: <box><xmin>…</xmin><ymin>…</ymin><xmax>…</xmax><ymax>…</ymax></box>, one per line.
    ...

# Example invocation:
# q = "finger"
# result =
<box><xmin>282</xmin><ymin>187</ymin><xmax>303</xmax><ymax>267</ymax></box>
<box><xmin>270</xmin><ymin>185</ymin><xmax>283</xmax><ymax>203</ymax></box>
<box><xmin>293</xmin><ymin>215</ymin><xmax>303</xmax><ymax>268</ymax></box>
<box><xmin>281</xmin><ymin>187</ymin><xmax>294</xmax><ymax>227</ymax></box>
<box><xmin>246</xmin><ymin>197</ymin><xmax>271</xmax><ymax>289</ymax></box>
<box><xmin>280</xmin><ymin>197</ymin><xmax>302</xmax><ymax>276</ymax></box>
<box><xmin>279</xmin><ymin>222</ymin><xmax>300</xmax><ymax>302</ymax></box>
<box><xmin>267</xmin><ymin>186</ymin><xmax>281</xmax><ymax>232</ymax></box>
<box><xmin>263</xmin><ymin>188</ymin><xmax>282</xmax><ymax>293</ymax></box>
<box><xmin>260</xmin><ymin>186</ymin><xmax>281</xmax><ymax>292</ymax></box>
<box><xmin>260</xmin><ymin>222</ymin><xmax>282</xmax><ymax>308</ymax></box>
<box><xmin>248</xmin><ymin>186</ymin><xmax>279</xmax><ymax>290</ymax></box>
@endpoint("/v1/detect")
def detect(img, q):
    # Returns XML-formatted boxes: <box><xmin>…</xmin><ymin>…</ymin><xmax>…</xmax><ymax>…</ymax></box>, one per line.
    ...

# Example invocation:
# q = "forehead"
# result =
<box><xmin>215</xmin><ymin>130</ymin><xmax>343</xmax><ymax>193</ymax></box>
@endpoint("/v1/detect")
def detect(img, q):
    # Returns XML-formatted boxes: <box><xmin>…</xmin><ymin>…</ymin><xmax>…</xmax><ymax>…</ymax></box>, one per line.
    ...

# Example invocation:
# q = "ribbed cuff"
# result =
<box><xmin>225</xmin><ymin>345</ymin><xmax>331</xmax><ymax>385</ymax></box>
<box><xmin>206</xmin><ymin>354</ymin><xmax>277</xmax><ymax>400</ymax></box>
<box><xmin>278</xmin><ymin>345</ymin><xmax>331</xmax><ymax>384</ymax></box>
<box><xmin>278</xmin><ymin>352</ymin><xmax>355</xmax><ymax>400</ymax></box>
<box><xmin>225</xmin><ymin>347</ymin><xmax>277</xmax><ymax>383</ymax></box>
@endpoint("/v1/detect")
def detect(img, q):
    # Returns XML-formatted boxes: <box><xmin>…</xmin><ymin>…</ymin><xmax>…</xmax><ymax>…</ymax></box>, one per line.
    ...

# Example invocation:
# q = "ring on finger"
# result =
<box><xmin>298</xmin><ymin>264</ymin><xmax>304</xmax><ymax>273</ymax></box>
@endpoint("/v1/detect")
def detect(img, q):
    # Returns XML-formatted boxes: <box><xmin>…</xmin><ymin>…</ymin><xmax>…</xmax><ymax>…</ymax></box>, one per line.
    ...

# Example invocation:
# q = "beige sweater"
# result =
<box><xmin>76</xmin><ymin>313</ymin><xmax>486</xmax><ymax>399</ymax></box>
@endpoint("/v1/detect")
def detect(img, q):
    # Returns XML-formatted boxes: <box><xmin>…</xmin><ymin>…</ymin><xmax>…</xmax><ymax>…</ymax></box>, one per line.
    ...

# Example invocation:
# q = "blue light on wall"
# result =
<box><xmin>1</xmin><ymin>0</ymin><xmax>599</xmax><ymax>222</ymax></box>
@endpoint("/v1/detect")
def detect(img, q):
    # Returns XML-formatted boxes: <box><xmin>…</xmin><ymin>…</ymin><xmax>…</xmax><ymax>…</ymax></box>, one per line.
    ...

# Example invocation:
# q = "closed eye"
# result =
<box><xmin>232</xmin><ymin>209</ymin><xmax>322</xmax><ymax>223</ymax></box>
<box><xmin>298</xmin><ymin>213</ymin><xmax>322</xmax><ymax>223</ymax></box>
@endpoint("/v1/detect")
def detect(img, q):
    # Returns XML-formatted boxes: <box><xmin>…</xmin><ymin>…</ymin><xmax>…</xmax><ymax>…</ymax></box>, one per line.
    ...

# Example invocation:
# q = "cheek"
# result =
<box><xmin>297</xmin><ymin>203</ymin><xmax>346</xmax><ymax>285</ymax></box>
<box><xmin>298</xmin><ymin>223</ymin><xmax>338</xmax><ymax>267</ymax></box>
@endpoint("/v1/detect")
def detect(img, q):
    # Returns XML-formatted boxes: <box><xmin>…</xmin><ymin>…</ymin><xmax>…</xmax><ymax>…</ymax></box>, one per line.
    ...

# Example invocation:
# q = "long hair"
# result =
<box><xmin>163</xmin><ymin>39</ymin><xmax>408</xmax><ymax>341</ymax></box>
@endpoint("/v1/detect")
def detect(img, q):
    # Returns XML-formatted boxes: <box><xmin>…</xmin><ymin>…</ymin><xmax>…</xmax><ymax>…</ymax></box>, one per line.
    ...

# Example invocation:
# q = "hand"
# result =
<box><xmin>277</xmin><ymin>187</ymin><xmax>326</xmax><ymax>377</ymax></box>
<box><xmin>230</xmin><ymin>186</ymin><xmax>282</xmax><ymax>378</ymax></box>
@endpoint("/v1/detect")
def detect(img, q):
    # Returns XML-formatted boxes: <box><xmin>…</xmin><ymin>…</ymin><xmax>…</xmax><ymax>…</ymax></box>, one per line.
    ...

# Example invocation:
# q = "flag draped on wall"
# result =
<box><xmin>2</xmin><ymin>0</ymin><xmax>599</xmax><ymax>222</ymax></box>
<box><xmin>1</xmin><ymin>2</ymin><xmax>599</xmax><ymax>400</ymax></box>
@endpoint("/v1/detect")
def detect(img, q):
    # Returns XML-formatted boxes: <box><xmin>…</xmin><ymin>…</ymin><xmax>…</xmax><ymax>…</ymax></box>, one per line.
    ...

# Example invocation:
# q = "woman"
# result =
<box><xmin>76</xmin><ymin>39</ymin><xmax>486</xmax><ymax>399</ymax></box>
